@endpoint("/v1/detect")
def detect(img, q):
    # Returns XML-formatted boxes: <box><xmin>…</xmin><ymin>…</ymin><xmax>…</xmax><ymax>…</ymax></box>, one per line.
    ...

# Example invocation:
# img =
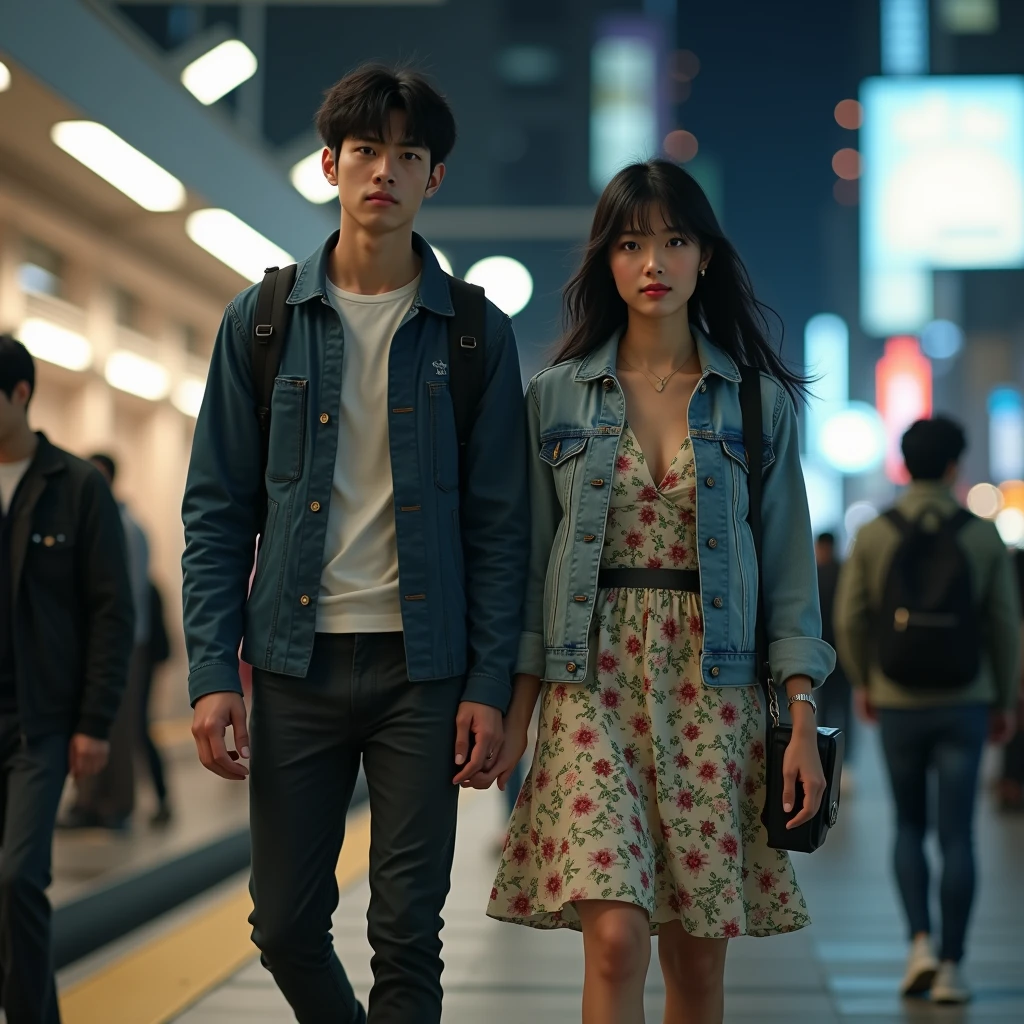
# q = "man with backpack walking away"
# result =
<box><xmin>181</xmin><ymin>65</ymin><xmax>528</xmax><ymax>1024</ymax></box>
<box><xmin>834</xmin><ymin>416</ymin><xmax>1020</xmax><ymax>1006</ymax></box>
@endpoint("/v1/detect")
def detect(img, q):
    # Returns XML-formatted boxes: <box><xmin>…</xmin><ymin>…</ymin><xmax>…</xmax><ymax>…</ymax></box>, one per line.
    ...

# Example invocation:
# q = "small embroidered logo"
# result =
<box><xmin>432</xmin><ymin>359</ymin><xmax>448</xmax><ymax>376</ymax></box>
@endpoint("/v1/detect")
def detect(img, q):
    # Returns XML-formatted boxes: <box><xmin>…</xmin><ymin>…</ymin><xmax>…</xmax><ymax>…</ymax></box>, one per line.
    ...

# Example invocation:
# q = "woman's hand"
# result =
<box><xmin>464</xmin><ymin>718</ymin><xmax>530</xmax><ymax>791</ymax></box>
<box><xmin>782</xmin><ymin>718</ymin><xmax>826</xmax><ymax>829</ymax></box>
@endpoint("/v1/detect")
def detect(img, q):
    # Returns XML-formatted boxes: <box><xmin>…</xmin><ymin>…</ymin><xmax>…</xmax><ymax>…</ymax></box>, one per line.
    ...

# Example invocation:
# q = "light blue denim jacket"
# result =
<box><xmin>516</xmin><ymin>327</ymin><xmax>835</xmax><ymax>690</ymax></box>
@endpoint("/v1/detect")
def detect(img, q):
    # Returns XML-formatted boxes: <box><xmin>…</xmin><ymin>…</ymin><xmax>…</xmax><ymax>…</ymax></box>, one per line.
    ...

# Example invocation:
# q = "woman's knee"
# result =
<box><xmin>581</xmin><ymin>903</ymin><xmax>651</xmax><ymax>985</ymax></box>
<box><xmin>659</xmin><ymin>928</ymin><xmax>726</xmax><ymax>995</ymax></box>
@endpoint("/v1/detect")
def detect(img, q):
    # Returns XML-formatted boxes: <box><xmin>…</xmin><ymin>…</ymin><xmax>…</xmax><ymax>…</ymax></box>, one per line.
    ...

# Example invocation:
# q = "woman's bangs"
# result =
<box><xmin>614</xmin><ymin>181</ymin><xmax>699</xmax><ymax>243</ymax></box>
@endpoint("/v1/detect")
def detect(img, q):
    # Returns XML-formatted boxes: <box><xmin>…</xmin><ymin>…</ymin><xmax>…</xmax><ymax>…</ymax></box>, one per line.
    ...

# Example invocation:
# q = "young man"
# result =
<box><xmin>182</xmin><ymin>65</ymin><xmax>528</xmax><ymax>1023</ymax></box>
<box><xmin>814</xmin><ymin>532</ymin><xmax>853</xmax><ymax>768</ymax></box>
<box><xmin>835</xmin><ymin>417</ymin><xmax>1020</xmax><ymax>1005</ymax></box>
<box><xmin>0</xmin><ymin>335</ymin><xmax>135</xmax><ymax>1024</ymax></box>
<box><xmin>60</xmin><ymin>453</ymin><xmax>150</xmax><ymax>831</ymax></box>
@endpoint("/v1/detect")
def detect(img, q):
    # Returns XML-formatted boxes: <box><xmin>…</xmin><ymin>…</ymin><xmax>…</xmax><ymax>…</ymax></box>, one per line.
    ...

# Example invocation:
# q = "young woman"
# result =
<box><xmin>478</xmin><ymin>160</ymin><xmax>835</xmax><ymax>1024</ymax></box>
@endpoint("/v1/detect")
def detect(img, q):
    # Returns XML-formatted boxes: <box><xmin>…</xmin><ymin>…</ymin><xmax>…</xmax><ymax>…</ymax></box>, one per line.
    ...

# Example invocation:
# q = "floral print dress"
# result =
<box><xmin>487</xmin><ymin>427</ymin><xmax>809</xmax><ymax>937</ymax></box>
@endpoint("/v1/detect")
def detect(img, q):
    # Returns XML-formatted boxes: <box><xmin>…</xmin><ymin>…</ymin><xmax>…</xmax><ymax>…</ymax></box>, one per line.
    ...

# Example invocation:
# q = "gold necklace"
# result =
<box><xmin>618</xmin><ymin>352</ymin><xmax>699</xmax><ymax>393</ymax></box>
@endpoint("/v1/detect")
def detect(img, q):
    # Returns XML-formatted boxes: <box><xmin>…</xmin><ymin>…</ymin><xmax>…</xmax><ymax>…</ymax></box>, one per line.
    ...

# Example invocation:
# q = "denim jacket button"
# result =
<box><xmin>699</xmin><ymin>381</ymin><xmax>707</xmax><ymax>393</ymax></box>
<box><xmin>713</xmin><ymin>596</ymin><xmax>723</xmax><ymax>608</ymax></box>
<box><xmin>573</xmin><ymin>594</ymin><xmax>588</xmax><ymax>603</ymax></box>
<box><xmin>319</xmin><ymin>412</ymin><xmax>330</xmax><ymax>425</ymax></box>
<box><xmin>707</xmin><ymin>537</ymin><xmax>718</xmax><ymax>549</ymax></box>
<box><xmin>299</xmin><ymin>594</ymin><xmax>311</xmax><ymax>606</ymax></box>
<box><xmin>590</xmin><ymin>479</ymin><xmax>605</xmax><ymax>487</ymax></box>
<box><xmin>309</xmin><ymin>501</ymin><xmax>321</xmax><ymax>513</ymax></box>
<box><xmin>710</xmin><ymin>666</ymin><xmax>720</xmax><ymax>678</ymax></box>
<box><xmin>566</xmin><ymin>662</ymin><xmax>577</xmax><ymax>673</ymax></box>
<box><xmin>583</xmin><ymin>534</ymin><xmax>596</xmax><ymax>542</ymax></box>
<box><xmin>705</xmin><ymin>476</ymin><xmax>715</xmax><ymax>488</ymax></box>
<box><xmin>602</xmin><ymin>377</ymin><xmax>615</xmax><ymax>390</ymax></box>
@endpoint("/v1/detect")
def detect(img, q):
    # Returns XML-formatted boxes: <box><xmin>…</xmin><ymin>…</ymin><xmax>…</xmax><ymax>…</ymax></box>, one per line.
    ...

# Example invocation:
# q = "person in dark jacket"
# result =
<box><xmin>815</xmin><ymin>532</ymin><xmax>853</xmax><ymax>760</ymax></box>
<box><xmin>0</xmin><ymin>335</ymin><xmax>134</xmax><ymax>1024</ymax></box>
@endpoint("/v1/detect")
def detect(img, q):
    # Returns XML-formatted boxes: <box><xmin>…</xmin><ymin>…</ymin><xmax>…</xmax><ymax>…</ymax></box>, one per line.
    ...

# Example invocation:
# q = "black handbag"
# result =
<box><xmin>739</xmin><ymin>367</ymin><xmax>844</xmax><ymax>854</ymax></box>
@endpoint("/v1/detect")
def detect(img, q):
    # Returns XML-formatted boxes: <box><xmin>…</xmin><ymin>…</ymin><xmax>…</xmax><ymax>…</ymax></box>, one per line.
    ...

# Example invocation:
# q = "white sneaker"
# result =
<box><xmin>930</xmin><ymin>961</ymin><xmax>970</xmax><ymax>1004</ymax></box>
<box><xmin>900</xmin><ymin>935</ymin><xmax>939</xmax><ymax>996</ymax></box>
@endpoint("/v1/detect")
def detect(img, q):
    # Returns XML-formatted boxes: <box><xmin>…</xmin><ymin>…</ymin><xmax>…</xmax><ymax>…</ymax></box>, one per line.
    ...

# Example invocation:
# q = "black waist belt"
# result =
<box><xmin>597</xmin><ymin>568</ymin><xmax>701</xmax><ymax>592</ymax></box>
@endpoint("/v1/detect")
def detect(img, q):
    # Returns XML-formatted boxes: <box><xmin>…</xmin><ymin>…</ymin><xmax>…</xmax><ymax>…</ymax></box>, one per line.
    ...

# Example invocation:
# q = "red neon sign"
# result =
<box><xmin>875</xmin><ymin>336</ymin><xmax>933</xmax><ymax>484</ymax></box>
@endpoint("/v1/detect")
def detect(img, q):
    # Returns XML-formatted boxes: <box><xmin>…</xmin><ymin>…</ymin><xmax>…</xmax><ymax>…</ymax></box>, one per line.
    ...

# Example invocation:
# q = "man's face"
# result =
<box><xmin>322</xmin><ymin>109</ymin><xmax>444</xmax><ymax>235</ymax></box>
<box><xmin>0</xmin><ymin>382</ymin><xmax>30</xmax><ymax>443</ymax></box>
<box><xmin>814</xmin><ymin>540</ymin><xmax>834</xmax><ymax>567</ymax></box>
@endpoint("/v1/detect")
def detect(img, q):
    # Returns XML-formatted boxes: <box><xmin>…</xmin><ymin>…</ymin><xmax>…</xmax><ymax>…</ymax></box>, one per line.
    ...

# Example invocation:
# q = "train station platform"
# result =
<box><xmin>52</xmin><ymin>728</ymin><xmax>1024</xmax><ymax>1024</ymax></box>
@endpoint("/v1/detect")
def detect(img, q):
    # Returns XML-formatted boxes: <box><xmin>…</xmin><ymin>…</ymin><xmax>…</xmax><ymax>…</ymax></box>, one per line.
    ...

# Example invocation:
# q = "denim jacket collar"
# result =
<box><xmin>574</xmin><ymin>324</ymin><xmax>743</xmax><ymax>384</ymax></box>
<box><xmin>288</xmin><ymin>230</ymin><xmax>454</xmax><ymax>316</ymax></box>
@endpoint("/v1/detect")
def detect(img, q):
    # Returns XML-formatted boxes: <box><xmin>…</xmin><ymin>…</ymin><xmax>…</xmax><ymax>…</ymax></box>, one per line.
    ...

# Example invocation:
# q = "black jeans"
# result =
<box><xmin>878</xmin><ymin>704</ymin><xmax>988</xmax><ymax>963</ymax></box>
<box><xmin>248</xmin><ymin>633</ymin><xmax>463</xmax><ymax>1024</ymax></box>
<box><xmin>0</xmin><ymin>717</ymin><xmax>68</xmax><ymax>1024</ymax></box>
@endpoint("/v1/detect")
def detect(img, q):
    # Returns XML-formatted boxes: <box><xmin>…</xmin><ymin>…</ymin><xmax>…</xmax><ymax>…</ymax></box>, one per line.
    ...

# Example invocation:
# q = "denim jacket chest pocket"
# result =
<box><xmin>538</xmin><ymin>435</ymin><xmax>589</xmax><ymax>508</ymax></box>
<box><xmin>266</xmin><ymin>377</ymin><xmax>307</xmax><ymax>483</ymax></box>
<box><xmin>719</xmin><ymin>435</ymin><xmax>775</xmax><ymax>521</ymax></box>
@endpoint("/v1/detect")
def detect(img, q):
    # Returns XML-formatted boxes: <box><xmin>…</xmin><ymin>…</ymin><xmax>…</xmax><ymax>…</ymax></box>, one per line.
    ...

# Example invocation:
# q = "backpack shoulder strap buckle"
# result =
<box><xmin>459</xmin><ymin>334</ymin><xmax>478</xmax><ymax>350</ymax></box>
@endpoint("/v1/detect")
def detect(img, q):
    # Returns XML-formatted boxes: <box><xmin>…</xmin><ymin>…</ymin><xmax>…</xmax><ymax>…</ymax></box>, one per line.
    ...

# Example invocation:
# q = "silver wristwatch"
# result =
<box><xmin>787</xmin><ymin>692</ymin><xmax>817</xmax><ymax>715</ymax></box>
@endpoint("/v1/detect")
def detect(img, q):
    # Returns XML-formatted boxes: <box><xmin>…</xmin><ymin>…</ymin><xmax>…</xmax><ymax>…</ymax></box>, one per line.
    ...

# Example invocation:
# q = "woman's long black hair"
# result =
<box><xmin>555</xmin><ymin>159</ymin><xmax>810</xmax><ymax>401</ymax></box>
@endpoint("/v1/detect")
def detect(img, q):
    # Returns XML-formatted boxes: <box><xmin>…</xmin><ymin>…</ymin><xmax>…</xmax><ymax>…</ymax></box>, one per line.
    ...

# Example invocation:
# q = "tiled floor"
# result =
<box><xmin>176</xmin><ymin>728</ymin><xmax>1024</xmax><ymax>1023</ymax></box>
<box><xmin>49</xmin><ymin>746</ymin><xmax>250</xmax><ymax>906</ymax></box>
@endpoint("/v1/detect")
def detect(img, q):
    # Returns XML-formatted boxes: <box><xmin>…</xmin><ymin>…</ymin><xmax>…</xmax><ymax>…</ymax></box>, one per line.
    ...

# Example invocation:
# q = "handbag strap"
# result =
<box><xmin>738</xmin><ymin>366</ymin><xmax>780</xmax><ymax>737</ymax></box>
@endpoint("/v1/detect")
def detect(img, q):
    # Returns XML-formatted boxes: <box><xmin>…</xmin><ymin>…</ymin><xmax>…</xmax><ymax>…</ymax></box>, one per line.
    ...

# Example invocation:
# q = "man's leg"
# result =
<box><xmin>0</xmin><ymin>718</ymin><xmax>68</xmax><ymax>1024</ymax></box>
<box><xmin>358</xmin><ymin>634</ymin><xmax>462</xmax><ymax>1024</ymax></box>
<box><xmin>247</xmin><ymin>634</ymin><xmax>365</xmax><ymax>1024</ymax></box>
<box><xmin>934</xmin><ymin>705</ymin><xmax>988</xmax><ymax>963</ymax></box>
<box><xmin>878</xmin><ymin>710</ymin><xmax>933</xmax><ymax>941</ymax></box>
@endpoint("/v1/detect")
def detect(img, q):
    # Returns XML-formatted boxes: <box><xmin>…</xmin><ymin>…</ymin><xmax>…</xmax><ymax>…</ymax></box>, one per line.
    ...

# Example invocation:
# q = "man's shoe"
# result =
<box><xmin>900</xmin><ymin>935</ymin><xmax>939</xmax><ymax>996</ymax></box>
<box><xmin>56</xmin><ymin>807</ymin><xmax>103</xmax><ymax>830</ymax></box>
<box><xmin>930</xmin><ymin>961</ymin><xmax>970</xmax><ymax>1004</ymax></box>
<box><xmin>150</xmin><ymin>802</ymin><xmax>173</xmax><ymax>827</ymax></box>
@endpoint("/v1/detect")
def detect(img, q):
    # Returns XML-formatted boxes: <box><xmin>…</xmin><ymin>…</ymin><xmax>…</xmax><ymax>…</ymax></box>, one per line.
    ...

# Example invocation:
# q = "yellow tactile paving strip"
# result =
<box><xmin>58</xmin><ymin>806</ymin><xmax>372</xmax><ymax>1024</ymax></box>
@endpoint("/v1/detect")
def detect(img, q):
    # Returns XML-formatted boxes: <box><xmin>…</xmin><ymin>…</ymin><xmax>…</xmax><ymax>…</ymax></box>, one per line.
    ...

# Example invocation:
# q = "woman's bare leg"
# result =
<box><xmin>657</xmin><ymin>920</ymin><xmax>728</xmax><ymax>1024</ymax></box>
<box><xmin>576</xmin><ymin>900</ymin><xmax>652</xmax><ymax>1024</ymax></box>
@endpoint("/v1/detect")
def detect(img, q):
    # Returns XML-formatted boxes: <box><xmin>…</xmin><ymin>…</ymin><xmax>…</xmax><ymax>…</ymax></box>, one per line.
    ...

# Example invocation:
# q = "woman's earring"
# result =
<box><xmin>700</xmin><ymin>267</ymin><xmax>707</xmax><ymax>277</ymax></box>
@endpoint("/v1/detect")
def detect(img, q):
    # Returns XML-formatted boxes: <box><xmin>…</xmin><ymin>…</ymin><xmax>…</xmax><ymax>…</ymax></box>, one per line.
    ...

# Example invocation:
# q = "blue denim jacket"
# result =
<box><xmin>182</xmin><ymin>233</ymin><xmax>528</xmax><ymax>711</ymax></box>
<box><xmin>516</xmin><ymin>327</ymin><xmax>835</xmax><ymax>689</ymax></box>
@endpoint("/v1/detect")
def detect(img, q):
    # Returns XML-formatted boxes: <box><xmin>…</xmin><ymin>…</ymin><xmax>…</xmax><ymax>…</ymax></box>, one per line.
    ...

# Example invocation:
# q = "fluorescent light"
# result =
<box><xmin>18</xmin><ymin>318</ymin><xmax>93</xmax><ymax>371</ymax></box>
<box><xmin>465</xmin><ymin>255</ymin><xmax>533</xmax><ymax>317</ymax></box>
<box><xmin>185</xmin><ymin>208</ymin><xmax>294</xmax><ymax>283</ymax></box>
<box><xmin>104</xmin><ymin>350</ymin><xmax>170</xmax><ymax>401</ymax></box>
<box><xmin>0</xmin><ymin>62</ymin><xmax>11</xmax><ymax>93</ymax></box>
<box><xmin>51</xmin><ymin>121</ymin><xmax>186</xmax><ymax>212</ymax></box>
<box><xmin>172</xmin><ymin>376</ymin><xmax>206</xmax><ymax>418</ymax></box>
<box><xmin>290</xmin><ymin>150</ymin><xmax>336</xmax><ymax>204</ymax></box>
<box><xmin>181</xmin><ymin>39</ymin><xmax>257</xmax><ymax>105</ymax></box>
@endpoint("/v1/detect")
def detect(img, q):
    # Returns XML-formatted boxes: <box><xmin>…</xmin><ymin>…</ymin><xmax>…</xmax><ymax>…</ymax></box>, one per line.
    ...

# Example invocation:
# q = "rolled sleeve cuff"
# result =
<box><xmin>188</xmin><ymin>661</ymin><xmax>245</xmax><ymax>708</ymax></box>
<box><xmin>515</xmin><ymin>631</ymin><xmax>545</xmax><ymax>678</ymax></box>
<box><xmin>461</xmin><ymin>671</ymin><xmax>511</xmax><ymax>713</ymax></box>
<box><xmin>74</xmin><ymin>715</ymin><xmax>112</xmax><ymax>741</ymax></box>
<box><xmin>768</xmin><ymin>636</ymin><xmax>836</xmax><ymax>690</ymax></box>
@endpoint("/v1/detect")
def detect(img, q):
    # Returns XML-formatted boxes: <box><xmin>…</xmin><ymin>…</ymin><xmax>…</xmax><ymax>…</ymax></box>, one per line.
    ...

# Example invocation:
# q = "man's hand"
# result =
<box><xmin>192</xmin><ymin>692</ymin><xmax>250</xmax><ymax>780</ymax></box>
<box><xmin>453</xmin><ymin>701</ymin><xmax>503</xmax><ymax>786</ymax></box>
<box><xmin>990</xmin><ymin>709</ymin><xmax>1018</xmax><ymax>746</ymax></box>
<box><xmin>464</xmin><ymin>718</ymin><xmax>529</xmax><ymax>791</ymax></box>
<box><xmin>68</xmin><ymin>734</ymin><xmax>109</xmax><ymax>779</ymax></box>
<box><xmin>854</xmin><ymin>687</ymin><xmax>878</xmax><ymax>724</ymax></box>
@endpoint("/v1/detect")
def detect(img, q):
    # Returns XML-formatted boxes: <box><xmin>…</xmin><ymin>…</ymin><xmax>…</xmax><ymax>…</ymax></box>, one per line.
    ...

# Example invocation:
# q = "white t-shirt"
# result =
<box><xmin>0</xmin><ymin>457</ymin><xmax>32</xmax><ymax>516</ymax></box>
<box><xmin>317</xmin><ymin>273</ymin><xmax>420</xmax><ymax>633</ymax></box>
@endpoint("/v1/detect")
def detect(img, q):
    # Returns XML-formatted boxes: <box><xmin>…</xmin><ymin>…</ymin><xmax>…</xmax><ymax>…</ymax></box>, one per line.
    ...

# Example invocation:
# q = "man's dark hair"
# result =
<box><xmin>316</xmin><ymin>63</ymin><xmax>456</xmax><ymax>171</ymax></box>
<box><xmin>0</xmin><ymin>333</ymin><xmax>35</xmax><ymax>405</ymax></box>
<box><xmin>816</xmin><ymin>532</ymin><xmax>836</xmax><ymax>547</ymax></box>
<box><xmin>90</xmin><ymin>453</ymin><xmax>117</xmax><ymax>483</ymax></box>
<box><xmin>901</xmin><ymin>416</ymin><xmax>967</xmax><ymax>481</ymax></box>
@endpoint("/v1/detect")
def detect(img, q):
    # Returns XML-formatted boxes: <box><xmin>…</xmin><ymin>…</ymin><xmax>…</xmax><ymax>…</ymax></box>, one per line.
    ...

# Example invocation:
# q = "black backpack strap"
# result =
<box><xmin>883</xmin><ymin>508</ymin><xmax>912</xmax><ymax>537</ymax></box>
<box><xmin>949</xmin><ymin>507</ymin><xmax>975</xmax><ymax>533</ymax></box>
<box><xmin>251</xmin><ymin>263</ymin><xmax>297</xmax><ymax>525</ymax></box>
<box><xmin>446</xmin><ymin>277</ymin><xmax>487</xmax><ymax>496</ymax></box>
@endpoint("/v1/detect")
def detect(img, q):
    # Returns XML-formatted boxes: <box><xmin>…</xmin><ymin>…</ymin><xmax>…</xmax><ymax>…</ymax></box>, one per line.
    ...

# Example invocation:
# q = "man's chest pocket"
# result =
<box><xmin>267</xmin><ymin>377</ymin><xmax>307</xmax><ymax>483</ymax></box>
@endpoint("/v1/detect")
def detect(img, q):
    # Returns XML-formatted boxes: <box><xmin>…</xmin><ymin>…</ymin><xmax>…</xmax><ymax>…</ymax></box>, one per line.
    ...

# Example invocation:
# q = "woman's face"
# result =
<box><xmin>608</xmin><ymin>204</ymin><xmax>708</xmax><ymax>322</ymax></box>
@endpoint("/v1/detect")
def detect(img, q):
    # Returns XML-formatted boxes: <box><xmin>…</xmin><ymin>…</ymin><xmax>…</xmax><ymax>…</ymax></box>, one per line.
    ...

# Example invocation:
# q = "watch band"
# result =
<box><xmin>787</xmin><ymin>692</ymin><xmax>817</xmax><ymax>715</ymax></box>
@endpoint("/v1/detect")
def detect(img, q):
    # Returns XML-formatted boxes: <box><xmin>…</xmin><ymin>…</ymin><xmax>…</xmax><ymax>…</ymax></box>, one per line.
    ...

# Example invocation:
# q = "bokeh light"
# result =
<box><xmin>819</xmin><ymin>403</ymin><xmax>887</xmax><ymax>474</ymax></box>
<box><xmin>920</xmin><ymin>319</ymin><xmax>964</xmax><ymax>360</ymax></box>
<box><xmin>996</xmin><ymin>508</ymin><xmax>1024</xmax><ymax>547</ymax></box>
<box><xmin>844</xmin><ymin>501</ymin><xmax>878</xmax><ymax>540</ymax></box>
<box><xmin>834</xmin><ymin>99</ymin><xmax>863</xmax><ymax>130</ymax></box>
<box><xmin>464</xmin><ymin>256</ymin><xmax>533</xmax><ymax>317</ymax></box>
<box><xmin>671</xmin><ymin>50</ymin><xmax>701</xmax><ymax>81</ymax></box>
<box><xmin>967</xmin><ymin>482</ymin><xmax>1003</xmax><ymax>519</ymax></box>
<box><xmin>833</xmin><ymin>179</ymin><xmax>859</xmax><ymax>205</ymax></box>
<box><xmin>832</xmin><ymin>148</ymin><xmax>861</xmax><ymax>180</ymax></box>
<box><xmin>664</xmin><ymin>130</ymin><xmax>699</xmax><ymax>163</ymax></box>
